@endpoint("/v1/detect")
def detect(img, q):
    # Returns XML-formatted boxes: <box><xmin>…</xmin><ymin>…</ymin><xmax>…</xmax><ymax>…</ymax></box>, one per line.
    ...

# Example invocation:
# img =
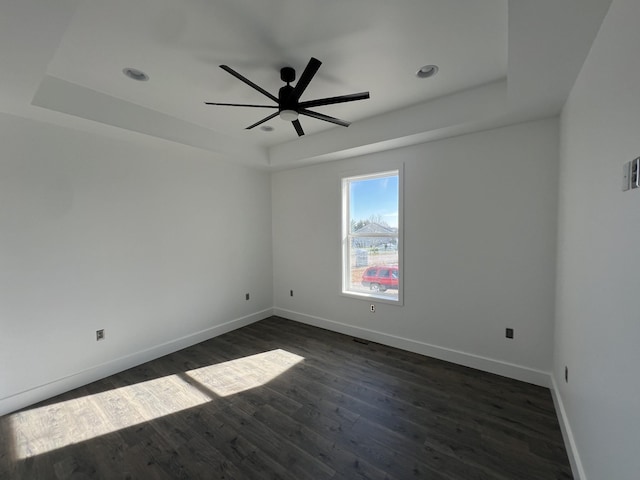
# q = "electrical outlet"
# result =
<box><xmin>370</xmin><ymin>304</ymin><xmax>376</xmax><ymax>313</ymax></box>
<box><xmin>96</xmin><ymin>329</ymin><xmax>105</xmax><ymax>341</ymax></box>
<box><xmin>632</xmin><ymin>157</ymin><xmax>640</xmax><ymax>189</ymax></box>
<box><xmin>505</xmin><ymin>328</ymin><xmax>514</xmax><ymax>339</ymax></box>
<box><xmin>290</xmin><ymin>290</ymin><xmax>294</xmax><ymax>297</ymax></box>
<box><xmin>245</xmin><ymin>293</ymin><xmax>250</xmax><ymax>301</ymax></box>
<box><xmin>565</xmin><ymin>366</ymin><xmax>569</xmax><ymax>383</ymax></box>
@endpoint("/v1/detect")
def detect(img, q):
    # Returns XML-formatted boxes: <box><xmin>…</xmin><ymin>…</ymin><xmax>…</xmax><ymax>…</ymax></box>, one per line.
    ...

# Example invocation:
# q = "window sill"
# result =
<box><xmin>341</xmin><ymin>290</ymin><xmax>403</xmax><ymax>306</ymax></box>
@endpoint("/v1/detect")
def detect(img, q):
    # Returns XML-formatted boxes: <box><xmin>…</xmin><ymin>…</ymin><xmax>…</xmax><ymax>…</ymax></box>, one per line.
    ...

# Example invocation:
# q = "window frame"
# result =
<box><xmin>341</xmin><ymin>168</ymin><xmax>403</xmax><ymax>305</ymax></box>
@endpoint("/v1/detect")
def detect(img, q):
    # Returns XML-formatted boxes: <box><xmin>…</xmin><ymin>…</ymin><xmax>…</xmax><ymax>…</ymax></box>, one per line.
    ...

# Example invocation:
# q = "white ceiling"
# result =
<box><xmin>0</xmin><ymin>0</ymin><xmax>612</xmax><ymax>169</ymax></box>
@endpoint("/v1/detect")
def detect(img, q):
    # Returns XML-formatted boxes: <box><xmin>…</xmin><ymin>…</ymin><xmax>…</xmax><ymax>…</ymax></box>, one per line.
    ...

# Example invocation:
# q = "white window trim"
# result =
<box><xmin>341</xmin><ymin>167</ymin><xmax>404</xmax><ymax>306</ymax></box>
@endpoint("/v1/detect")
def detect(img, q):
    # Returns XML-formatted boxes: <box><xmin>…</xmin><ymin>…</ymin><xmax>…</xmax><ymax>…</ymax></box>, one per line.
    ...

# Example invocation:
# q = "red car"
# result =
<box><xmin>361</xmin><ymin>266</ymin><xmax>399</xmax><ymax>292</ymax></box>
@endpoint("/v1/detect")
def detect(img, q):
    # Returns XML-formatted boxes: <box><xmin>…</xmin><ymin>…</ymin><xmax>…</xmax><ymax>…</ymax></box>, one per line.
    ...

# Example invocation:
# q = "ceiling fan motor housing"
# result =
<box><xmin>279</xmin><ymin>84</ymin><xmax>297</xmax><ymax>113</ymax></box>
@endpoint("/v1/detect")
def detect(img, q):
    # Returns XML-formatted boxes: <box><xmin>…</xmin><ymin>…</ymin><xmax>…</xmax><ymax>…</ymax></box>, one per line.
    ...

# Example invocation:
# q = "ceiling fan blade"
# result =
<box><xmin>290</xmin><ymin>57</ymin><xmax>322</xmax><ymax>101</ymax></box>
<box><xmin>292</xmin><ymin>119</ymin><xmax>305</xmax><ymax>136</ymax></box>
<box><xmin>204</xmin><ymin>102</ymin><xmax>278</xmax><ymax>108</ymax></box>
<box><xmin>246</xmin><ymin>112</ymin><xmax>279</xmax><ymax>130</ymax></box>
<box><xmin>300</xmin><ymin>109</ymin><xmax>350</xmax><ymax>127</ymax></box>
<box><xmin>220</xmin><ymin>65</ymin><xmax>278</xmax><ymax>103</ymax></box>
<box><xmin>298</xmin><ymin>92</ymin><xmax>370</xmax><ymax>109</ymax></box>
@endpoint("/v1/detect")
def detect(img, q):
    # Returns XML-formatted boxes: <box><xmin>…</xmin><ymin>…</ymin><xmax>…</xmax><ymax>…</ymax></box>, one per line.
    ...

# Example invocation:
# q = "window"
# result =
<box><xmin>342</xmin><ymin>169</ymin><xmax>402</xmax><ymax>303</ymax></box>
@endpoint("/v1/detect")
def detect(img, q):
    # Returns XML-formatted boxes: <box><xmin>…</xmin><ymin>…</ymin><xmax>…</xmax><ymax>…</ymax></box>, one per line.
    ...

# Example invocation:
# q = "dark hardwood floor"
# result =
<box><xmin>0</xmin><ymin>316</ymin><xmax>572</xmax><ymax>479</ymax></box>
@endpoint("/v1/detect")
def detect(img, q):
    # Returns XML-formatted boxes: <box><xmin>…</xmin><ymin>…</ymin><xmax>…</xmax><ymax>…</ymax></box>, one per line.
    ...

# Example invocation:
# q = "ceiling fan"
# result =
<box><xmin>205</xmin><ymin>57</ymin><xmax>370</xmax><ymax>137</ymax></box>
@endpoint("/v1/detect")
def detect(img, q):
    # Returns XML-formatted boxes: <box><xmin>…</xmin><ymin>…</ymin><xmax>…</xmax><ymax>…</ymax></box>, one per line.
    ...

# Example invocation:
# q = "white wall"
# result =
<box><xmin>273</xmin><ymin>118</ymin><xmax>559</xmax><ymax>384</ymax></box>
<box><xmin>555</xmin><ymin>0</ymin><xmax>640</xmax><ymax>478</ymax></box>
<box><xmin>0</xmin><ymin>113</ymin><xmax>273</xmax><ymax>415</ymax></box>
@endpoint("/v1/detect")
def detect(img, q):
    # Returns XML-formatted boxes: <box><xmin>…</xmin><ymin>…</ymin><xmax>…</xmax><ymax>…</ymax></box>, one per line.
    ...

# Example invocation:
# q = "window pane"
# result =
<box><xmin>349</xmin><ymin>176</ymin><xmax>399</xmax><ymax>234</ymax></box>
<box><xmin>347</xmin><ymin>239</ymin><xmax>399</xmax><ymax>299</ymax></box>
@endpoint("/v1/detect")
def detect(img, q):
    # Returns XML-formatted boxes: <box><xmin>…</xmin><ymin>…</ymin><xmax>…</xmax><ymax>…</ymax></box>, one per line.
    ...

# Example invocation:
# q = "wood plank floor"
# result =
<box><xmin>0</xmin><ymin>316</ymin><xmax>572</xmax><ymax>479</ymax></box>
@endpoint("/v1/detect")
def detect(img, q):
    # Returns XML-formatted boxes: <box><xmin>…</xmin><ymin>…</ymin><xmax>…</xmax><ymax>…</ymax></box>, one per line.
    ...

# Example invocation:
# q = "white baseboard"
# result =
<box><xmin>4</xmin><ymin>307</ymin><xmax>578</xmax><ymax>477</ymax></box>
<box><xmin>550</xmin><ymin>375</ymin><xmax>585</xmax><ymax>480</ymax></box>
<box><xmin>0</xmin><ymin>308</ymin><xmax>273</xmax><ymax>416</ymax></box>
<box><xmin>273</xmin><ymin>307</ymin><xmax>551</xmax><ymax>388</ymax></box>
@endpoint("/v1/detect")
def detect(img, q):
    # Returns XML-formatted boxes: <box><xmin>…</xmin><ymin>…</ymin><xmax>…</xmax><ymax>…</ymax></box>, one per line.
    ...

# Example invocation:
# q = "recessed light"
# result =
<box><xmin>123</xmin><ymin>67</ymin><xmax>149</xmax><ymax>81</ymax></box>
<box><xmin>416</xmin><ymin>65</ymin><xmax>439</xmax><ymax>79</ymax></box>
<box><xmin>260</xmin><ymin>125</ymin><xmax>274</xmax><ymax>132</ymax></box>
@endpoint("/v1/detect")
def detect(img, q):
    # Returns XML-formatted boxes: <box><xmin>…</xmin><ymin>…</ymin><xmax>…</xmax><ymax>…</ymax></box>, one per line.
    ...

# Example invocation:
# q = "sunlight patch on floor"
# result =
<box><xmin>10</xmin><ymin>349</ymin><xmax>304</xmax><ymax>459</ymax></box>
<box><xmin>185</xmin><ymin>348</ymin><xmax>304</xmax><ymax>397</ymax></box>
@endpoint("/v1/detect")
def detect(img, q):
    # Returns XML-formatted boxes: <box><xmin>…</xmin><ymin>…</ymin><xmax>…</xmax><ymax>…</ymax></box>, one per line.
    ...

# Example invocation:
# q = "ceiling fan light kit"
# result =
<box><xmin>279</xmin><ymin>110</ymin><xmax>298</xmax><ymax>122</ymax></box>
<box><xmin>205</xmin><ymin>57</ymin><xmax>370</xmax><ymax>137</ymax></box>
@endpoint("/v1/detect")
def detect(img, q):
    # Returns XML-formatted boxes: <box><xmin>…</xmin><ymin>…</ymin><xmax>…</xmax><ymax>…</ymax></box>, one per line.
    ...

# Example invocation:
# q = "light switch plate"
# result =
<box><xmin>623</xmin><ymin>161</ymin><xmax>631</xmax><ymax>191</ymax></box>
